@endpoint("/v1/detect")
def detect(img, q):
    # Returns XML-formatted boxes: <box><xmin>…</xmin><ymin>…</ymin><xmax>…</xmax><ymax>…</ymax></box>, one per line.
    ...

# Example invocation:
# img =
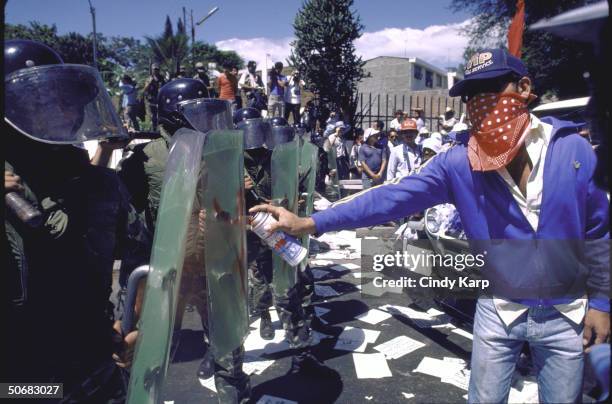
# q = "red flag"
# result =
<box><xmin>507</xmin><ymin>0</ymin><xmax>525</xmax><ymax>57</ymax></box>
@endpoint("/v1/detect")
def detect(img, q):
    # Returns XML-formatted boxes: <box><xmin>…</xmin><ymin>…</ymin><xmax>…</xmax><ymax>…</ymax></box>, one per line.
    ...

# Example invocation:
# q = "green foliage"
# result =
<box><xmin>450</xmin><ymin>0</ymin><xmax>598</xmax><ymax>98</ymax></box>
<box><xmin>4</xmin><ymin>18</ymin><xmax>243</xmax><ymax>92</ymax></box>
<box><xmin>289</xmin><ymin>0</ymin><xmax>366</xmax><ymax>123</ymax></box>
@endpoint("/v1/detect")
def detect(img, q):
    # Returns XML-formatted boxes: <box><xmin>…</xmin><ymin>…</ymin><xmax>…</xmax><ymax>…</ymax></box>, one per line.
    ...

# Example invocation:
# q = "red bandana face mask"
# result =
<box><xmin>467</xmin><ymin>92</ymin><xmax>536</xmax><ymax>171</ymax></box>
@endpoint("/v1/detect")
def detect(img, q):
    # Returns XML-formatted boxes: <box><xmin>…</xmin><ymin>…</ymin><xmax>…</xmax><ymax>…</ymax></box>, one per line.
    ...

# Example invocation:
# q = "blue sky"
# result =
<box><xmin>5</xmin><ymin>0</ymin><xmax>474</xmax><ymax>69</ymax></box>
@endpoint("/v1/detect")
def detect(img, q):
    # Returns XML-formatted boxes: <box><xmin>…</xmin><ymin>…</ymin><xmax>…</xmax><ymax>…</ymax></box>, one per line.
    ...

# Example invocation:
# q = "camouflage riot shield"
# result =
<box><xmin>298</xmin><ymin>139</ymin><xmax>318</xmax><ymax>267</ymax></box>
<box><xmin>326</xmin><ymin>146</ymin><xmax>342</xmax><ymax>200</ymax></box>
<box><xmin>127</xmin><ymin>128</ymin><xmax>247</xmax><ymax>403</ymax></box>
<box><xmin>271</xmin><ymin>138</ymin><xmax>300</xmax><ymax>295</ymax></box>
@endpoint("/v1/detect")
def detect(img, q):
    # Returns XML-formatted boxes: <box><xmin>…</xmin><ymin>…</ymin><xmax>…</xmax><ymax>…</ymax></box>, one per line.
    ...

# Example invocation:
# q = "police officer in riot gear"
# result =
<box><xmin>4</xmin><ymin>39</ymin><xmax>146</xmax><ymax>402</ymax></box>
<box><xmin>117</xmin><ymin>78</ymin><xmax>250</xmax><ymax>403</ymax></box>
<box><xmin>237</xmin><ymin>107</ymin><xmax>276</xmax><ymax>339</ymax></box>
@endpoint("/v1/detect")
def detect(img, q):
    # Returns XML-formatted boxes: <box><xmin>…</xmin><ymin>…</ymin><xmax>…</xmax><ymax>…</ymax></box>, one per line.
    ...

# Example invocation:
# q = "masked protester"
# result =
<box><xmin>250</xmin><ymin>48</ymin><xmax>610</xmax><ymax>404</ymax></box>
<box><xmin>4</xmin><ymin>39</ymin><xmax>147</xmax><ymax>402</ymax></box>
<box><xmin>116</xmin><ymin>79</ymin><xmax>250</xmax><ymax>403</ymax></box>
<box><xmin>239</xmin><ymin>61</ymin><xmax>266</xmax><ymax>112</ymax></box>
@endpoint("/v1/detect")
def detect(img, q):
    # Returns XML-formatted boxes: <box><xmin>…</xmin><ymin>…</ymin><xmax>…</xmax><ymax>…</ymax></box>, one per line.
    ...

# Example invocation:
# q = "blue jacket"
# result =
<box><xmin>312</xmin><ymin>117</ymin><xmax>610</xmax><ymax>312</ymax></box>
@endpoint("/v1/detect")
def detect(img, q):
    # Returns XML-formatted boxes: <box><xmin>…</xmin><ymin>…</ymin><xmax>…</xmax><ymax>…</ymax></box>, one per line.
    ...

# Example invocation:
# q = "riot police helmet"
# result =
<box><xmin>233</xmin><ymin>107</ymin><xmax>261</xmax><ymax>124</ymax></box>
<box><xmin>4</xmin><ymin>39</ymin><xmax>63</xmax><ymax>76</ymax></box>
<box><xmin>157</xmin><ymin>78</ymin><xmax>209</xmax><ymax>129</ymax></box>
<box><xmin>4</xmin><ymin>39</ymin><xmax>126</xmax><ymax>144</ymax></box>
<box><xmin>270</xmin><ymin>116</ymin><xmax>289</xmax><ymax>127</ymax></box>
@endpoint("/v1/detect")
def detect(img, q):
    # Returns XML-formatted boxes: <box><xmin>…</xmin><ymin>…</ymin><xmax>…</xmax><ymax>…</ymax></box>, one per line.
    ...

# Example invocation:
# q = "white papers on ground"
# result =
<box><xmin>379</xmin><ymin>304</ymin><xmax>451</xmax><ymax>327</ymax></box>
<box><xmin>315</xmin><ymin>250</ymin><xmax>359</xmax><ymax>260</ymax></box>
<box><xmin>341</xmin><ymin>263</ymin><xmax>360</xmax><ymax>270</ymax></box>
<box><xmin>451</xmin><ymin>328</ymin><xmax>474</xmax><ymax>340</ymax></box>
<box><xmin>441</xmin><ymin>368</ymin><xmax>470</xmax><ymax>391</ymax></box>
<box><xmin>199</xmin><ymin>376</ymin><xmax>217</xmax><ymax>392</ymax></box>
<box><xmin>310</xmin><ymin>259</ymin><xmax>334</xmax><ymax>266</ymax></box>
<box><xmin>374</xmin><ymin>335</ymin><xmax>425</xmax><ymax>359</ymax></box>
<box><xmin>243</xmin><ymin>357</ymin><xmax>275</xmax><ymax>375</ymax></box>
<box><xmin>314</xmin><ymin>284</ymin><xmax>340</xmax><ymax>297</ymax></box>
<box><xmin>413</xmin><ymin>356</ymin><xmax>467</xmax><ymax>380</ymax></box>
<box><xmin>355</xmin><ymin>308</ymin><xmax>392</xmax><ymax>325</ymax></box>
<box><xmin>352</xmin><ymin>353</ymin><xmax>392</xmax><ymax>379</ymax></box>
<box><xmin>352</xmin><ymin>272</ymin><xmax>362</xmax><ymax>279</ymax></box>
<box><xmin>243</xmin><ymin>328</ymin><xmax>288</xmax><ymax>357</ymax></box>
<box><xmin>508</xmin><ymin>381</ymin><xmax>539</xmax><ymax>403</ymax></box>
<box><xmin>401</xmin><ymin>392</ymin><xmax>415</xmax><ymax>399</ymax></box>
<box><xmin>334</xmin><ymin>326</ymin><xmax>380</xmax><ymax>352</ymax></box>
<box><xmin>256</xmin><ymin>395</ymin><xmax>298</xmax><ymax>404</ymax></box>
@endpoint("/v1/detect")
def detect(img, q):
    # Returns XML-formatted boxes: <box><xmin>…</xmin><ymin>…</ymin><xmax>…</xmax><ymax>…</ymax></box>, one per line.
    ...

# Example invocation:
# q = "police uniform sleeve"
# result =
<box><xmin>312</xmin><ymin>150</ymin><xmax>453</xmax><ymax>233</ymax></box>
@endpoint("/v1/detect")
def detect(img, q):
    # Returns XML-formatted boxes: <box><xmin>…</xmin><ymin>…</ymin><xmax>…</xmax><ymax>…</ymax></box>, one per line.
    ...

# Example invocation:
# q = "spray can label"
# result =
<box><xmin>250</xmin><ymin>211</ymin><xmax>308</xmax><ymax>267</ymax></box>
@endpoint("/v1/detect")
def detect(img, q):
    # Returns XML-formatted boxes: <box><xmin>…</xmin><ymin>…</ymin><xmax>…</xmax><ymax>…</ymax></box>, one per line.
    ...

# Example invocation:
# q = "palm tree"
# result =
<box><xmin>145</xmin><ymin>16</ymin><xmax>189</xmax><ymax>77</ymax></box>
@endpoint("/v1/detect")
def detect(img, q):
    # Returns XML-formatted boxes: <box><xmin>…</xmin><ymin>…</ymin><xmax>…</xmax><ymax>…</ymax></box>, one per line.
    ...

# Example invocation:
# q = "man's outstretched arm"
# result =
<box><xmin>250</xmin><ymin>149</ymin><xmax>453</xmax><ymax>236</ymax></box>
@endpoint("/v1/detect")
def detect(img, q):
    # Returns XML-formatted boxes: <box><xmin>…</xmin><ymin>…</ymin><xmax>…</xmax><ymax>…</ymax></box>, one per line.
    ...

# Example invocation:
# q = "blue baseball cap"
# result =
<box><xmin>449</xmin><ymin>48</ymin><xmax>528</xmax><ymax>97</ymax></box>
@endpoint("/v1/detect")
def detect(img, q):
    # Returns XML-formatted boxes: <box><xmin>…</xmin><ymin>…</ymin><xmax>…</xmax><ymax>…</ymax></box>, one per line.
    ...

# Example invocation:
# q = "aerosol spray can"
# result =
<box><xmin>250</xmin><ymin>211</ymin><xmax>308</xmax><ymax>267</ymax></box>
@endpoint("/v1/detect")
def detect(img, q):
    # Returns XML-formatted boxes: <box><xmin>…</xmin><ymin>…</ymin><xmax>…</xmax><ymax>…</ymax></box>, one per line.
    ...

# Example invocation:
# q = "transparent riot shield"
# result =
<box><xmin>200</xmin><ymin>130</ymin><xmax>249</xmax><ymax>358</ymax></box>
<box><xmin>127</xmin><ymin>129</ymin><xmax>247</xmax><ymax>403</ymax></box>
<box><xmin>326</xmin><ymin>147</ymin><xmax>342</xmax><ymax>200</ymax></box>
<box><xmin>298</xmin><ymin>139</ymin><xmax>318</xmax><ymax>267</ymax></box>
<box><xmin>271</xmin><ymin>138</ymin><xmax>300</xmax><ymax>295</ymax></box>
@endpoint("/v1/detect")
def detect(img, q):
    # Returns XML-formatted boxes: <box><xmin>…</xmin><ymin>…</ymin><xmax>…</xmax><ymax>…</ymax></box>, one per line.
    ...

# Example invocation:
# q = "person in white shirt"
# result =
<box><xmin>438</xmin><ymin>107</ymin><xmax>457</xmax><ymax>134</ymax></box>
<box><xmin>239</xmin><ymin>60</ymin><xmax>265</xmax><ymax>111</ymax></box>
<box><xmin>349</xmin><ymin>129</ymin><xmax>364</xmax><ymax>179</ymax></box>
<box><xmin>283</xmin><ymin>71</ymin><xmax>305</xmax><ymax>124</ymax></box>
<box><xmin>389</xmin><ymin>110</ymin><xmax>404</xmax><ymax>130</ymax></box>
<box><xmin>324</xmin><ymin>121</ymin><xmax>350</xmax><ymax>180</ymax></box>
<box><xmin>411</xmin><ymin>107</ymin><xmax>425</xmax><ymax>130</ymax></box>
<box><xmin>387</xmin><ymin>119</ymin><xmax>421</xmax><ymax>180</ymax></box>
<box><xmin>415</xmin><ymin>126</ymin><xmax>430</xmax><ymax>146</ymax></box>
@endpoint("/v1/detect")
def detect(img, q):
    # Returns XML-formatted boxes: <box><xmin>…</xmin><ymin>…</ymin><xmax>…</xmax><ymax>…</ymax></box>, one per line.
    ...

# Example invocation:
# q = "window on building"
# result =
<box><xmin>436</xmin><ymin>74</ymin><xmax>442</xmax><ymax>87</ymax></box>
<box><xmin>425</xmin><ymin>70</ymin><xmax>433</xmax><ymax>88</ymax></box>
<box><xmin>413</xmin><ymin>65</ymin><xmax>422</xmax><ymax>80</ymax></box>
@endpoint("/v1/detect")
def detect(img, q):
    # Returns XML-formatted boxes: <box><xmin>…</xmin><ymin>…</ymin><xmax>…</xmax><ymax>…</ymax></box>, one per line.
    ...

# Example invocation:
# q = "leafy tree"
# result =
<box><xmin>191</xmin><ymin>41</ymin><xmax>244</xmax><ymax>72</ymax></box>
<box><xmin>289</xmin><ymin>0</ymin><xmax>366</xmax><ymax>124</ymax></box>
<box><xmin>145</xmin><ymin>15</ymin><xmax>189</xmax><ymax>77</ymax></box>
<box><xmin>450</xmin><ymin>0</ymin><xmax>598</xmax><ymax>99</ymax></box>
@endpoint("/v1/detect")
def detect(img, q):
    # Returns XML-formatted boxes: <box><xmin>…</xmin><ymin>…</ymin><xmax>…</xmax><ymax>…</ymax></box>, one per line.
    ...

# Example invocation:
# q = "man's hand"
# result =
<box><xmin>372</xmin><ymin>173</ymin><xmax>382</xmax><ymax>181</ymax></box>
<box><xmin>244</xmin><ymin>175</ymin><xmax>254</xmax><ymax>190</ymax></box>
<box><xmin>112</xmin><ymin>320</ymin><xmax>139</xmax><ymax>368</ymax></box>
<box><xmin>5</xmin><ymin>171</ymin><xmax>24</xmax><ymax>193</ymax></box>
<box><xmin>249</xmin><ymin>204</ymin><xmax>316</xmax><ymax>236</ymax></box>
<box><xmin>583</xmin><ymin>309</ymin><xmax>610</xmax><ymax>352</ymax></box>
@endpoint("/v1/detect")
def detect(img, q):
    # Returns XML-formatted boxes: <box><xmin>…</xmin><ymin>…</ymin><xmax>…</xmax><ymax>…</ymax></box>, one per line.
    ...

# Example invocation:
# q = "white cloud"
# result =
<box><xmin>215</xmin><ymin>19</ymin><xmax>470</xmax><ymax>73</ymax></box>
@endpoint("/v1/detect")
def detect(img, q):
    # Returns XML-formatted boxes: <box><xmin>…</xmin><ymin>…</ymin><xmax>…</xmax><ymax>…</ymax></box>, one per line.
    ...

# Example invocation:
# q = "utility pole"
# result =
<box><xmin>88</xmin><ymin>0</ymin><xmax>97</xmax><ymax>69</ymax></box>
<box><xmin>190</xmin><ymin>9</ymin><xmax>195</xmax><ymax>68</ymax></box>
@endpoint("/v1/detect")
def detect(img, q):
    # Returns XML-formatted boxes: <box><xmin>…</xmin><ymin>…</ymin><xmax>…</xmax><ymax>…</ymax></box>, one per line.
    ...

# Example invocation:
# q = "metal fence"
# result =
<box><xmin>354</xmin><ymin>92</ymin><xmax>465</xmax><ymax>132</ymax></box>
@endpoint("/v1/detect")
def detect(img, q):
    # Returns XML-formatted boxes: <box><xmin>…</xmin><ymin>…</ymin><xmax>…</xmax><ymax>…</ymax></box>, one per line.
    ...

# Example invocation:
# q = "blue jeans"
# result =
<box><xmin>469</xmin><ymin>298</ymin><xmax>584</xmax><ymax>403</ymax></box>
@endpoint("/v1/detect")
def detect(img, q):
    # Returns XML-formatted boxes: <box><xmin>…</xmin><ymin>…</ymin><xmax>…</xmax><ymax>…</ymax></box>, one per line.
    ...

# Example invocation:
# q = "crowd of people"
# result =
<box><xmin>4</xmin><ymin>30</ymin><xmax>609</xmax><ymax>404</ymax></box>
<box><xmin>115</xmin><ymin>59</ymin><xmax>306</xmax><ymax>133</ymax></box>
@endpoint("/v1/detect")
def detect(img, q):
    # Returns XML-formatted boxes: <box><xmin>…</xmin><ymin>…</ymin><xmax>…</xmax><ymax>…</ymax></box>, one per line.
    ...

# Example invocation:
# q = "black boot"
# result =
<box><xmin>288</xmin><ymin>351</ymin><xmax>335</xmax><ymax>377</ymax></box>
<box><xmin>259</xmin><ymin>311</ymin><xmax>275</xmax><ymax>340</ymax></box>
<box><xmin>197</xmin><ymin>348</ymin><xmax>214</xmax><ymax>379</ymax></box>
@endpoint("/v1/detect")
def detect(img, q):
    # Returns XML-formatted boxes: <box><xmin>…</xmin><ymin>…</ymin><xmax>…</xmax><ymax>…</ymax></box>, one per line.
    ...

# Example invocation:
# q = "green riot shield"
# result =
<box><xmin>271</xmin><ymin>138</ymin><xmax>300</xmax><ymax>295</ymax></box>
<box><xmin>298</xmin><ymin>139</ymin><xmax>318</xmax><ymax>267</ymax></box>
<box><xmin>127</xmin><ymin>129</ymin><xmax>247</xmax><ymax>403</ymax></box>
<box><xmin>200</xmin><ymin>130</ymin><xmax>249</xmax><ymax>358</ymax></box>
<box><xmin>326</xmin><ymin>147</ymin><xmax>342</xmax><ymax>200</ymax></box>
